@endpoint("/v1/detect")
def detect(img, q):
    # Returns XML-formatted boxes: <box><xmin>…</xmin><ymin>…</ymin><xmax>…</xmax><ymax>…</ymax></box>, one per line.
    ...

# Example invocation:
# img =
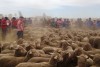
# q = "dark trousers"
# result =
<box><xmin>17</xmin><ymin>31</ymin><xmax>23</xmax><ymax>39</ymax></box>
<box><xmin>2</xmin><ymin>28</ymin><xmax>7</xmax><ymax>41</ymax></box>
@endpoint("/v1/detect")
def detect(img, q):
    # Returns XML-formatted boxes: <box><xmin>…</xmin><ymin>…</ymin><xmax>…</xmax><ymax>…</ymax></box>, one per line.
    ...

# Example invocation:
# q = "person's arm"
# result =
<box><xmin>20</xmin><ymin>24</ymin><xmax>24</xmax><ymax>31</ymax></box>
<box><xmin>6</xmin><ymin>20</ymin><xmax>10</xmax><ymax>26</ymax></box>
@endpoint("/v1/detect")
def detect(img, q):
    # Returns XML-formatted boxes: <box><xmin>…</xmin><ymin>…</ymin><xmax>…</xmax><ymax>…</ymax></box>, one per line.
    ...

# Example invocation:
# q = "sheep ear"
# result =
<box><xmin>90</xmin><ymin>55</ymin><xmax>94</xmax><ymax>57</ymax></box>
<box><xmin>29</xmin><ymin>51</ymin><xmax>32</xmax><ymax>54</ymax></box>
<box><xmin>54</xmin><ymin>56</ymin><xmax>58</xmax><ymax>59</ymax></box>
<box><xmin>84</xmin><ymin>55</ymin><xmax>88</xmax><ymax>59</ymax></box>
<box><xmin>50</xmin><ymin>53</ymin><xmax>54</xmax><ymax>55</ymax></box>
<box><xmin>68</xmin><ymin>53</ymin><xmax>71</xmax><ymax>57</ymax></box>
<box><xmin>15</xmin><ymin>45</ymin><xmax>20</xmax><ymax>49</ymax></box>
<box><xmin>77</xmin><ymin>56</ymin><xmax>80</xmax><ymax>58</ymax></box>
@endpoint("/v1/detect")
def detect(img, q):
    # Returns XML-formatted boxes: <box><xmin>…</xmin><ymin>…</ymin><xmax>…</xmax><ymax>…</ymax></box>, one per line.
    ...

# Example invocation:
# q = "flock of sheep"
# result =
<box><xmin>0</xmin><ymin>26</ymin><xmax>100</xmax><ymax>67</ymax></box>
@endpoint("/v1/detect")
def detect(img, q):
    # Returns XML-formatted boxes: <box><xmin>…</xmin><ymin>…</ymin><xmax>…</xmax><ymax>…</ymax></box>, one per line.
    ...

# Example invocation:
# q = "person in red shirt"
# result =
<box><xmin>1</xmin><ymin>17</ymin><xmax>9</xmax><ymax>41</ymax></box>
<box><xmin>0</xmin><ymin>19</ymin><xmax>1</xmax><ymax>28</ymax></box>
<box><xmin>17</xmin><ymin>16</ymin><xmax>24</xmax><ymax>39</ymax></box>
<box><xmin>56</xmin><ymin>18</ymin><xmax>63</xmax><ymax>28</ymax></box>
<box><xmin>11</xmin><ymin>17</ymin><xmax>18</xmax><ymax>29</ymax></box>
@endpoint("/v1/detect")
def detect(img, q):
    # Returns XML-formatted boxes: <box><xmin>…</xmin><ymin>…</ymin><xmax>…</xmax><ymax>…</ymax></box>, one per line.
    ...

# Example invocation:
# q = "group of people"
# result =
<box><xmin>50</xmin><ymin>18</ymin><xmax>70</xmax><ymax>28</ymax></box>
<box><xmin>0</xmin><ymin>16</ymin><xmax>26</xmax><ymax>41</ymax></box>
<box><xmin>0</xmin><ymin>16</ymin><xmax>100</xmax><ymax>41</ymax></box>
<box><xmin>49</xmin><ymin>18</ymin><xmax>100</xmax><ymax>29</ymax></box>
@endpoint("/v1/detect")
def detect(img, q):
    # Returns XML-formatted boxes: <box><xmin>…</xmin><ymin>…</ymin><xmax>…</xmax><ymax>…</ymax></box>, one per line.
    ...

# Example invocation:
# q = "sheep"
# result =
<box><xmin>0</xmin><ymin>56</ymin><xmax>15</xmax><ymax>67</ymax></box>
<box><xmin>93</xmin><ymin>54</ymin><xmax>100</xmax><ymax>66</ymax></box>
<box><xmin>27</xmin><ymin>49</ymin><xmax>41</xmax><ymax>57</ymax></box>
<box><xmin>57</xmin><ymin>47</ymin><xmax>83</xmax><ymax>67</ymax></box>
<box><xmin>59</xmin><ymin>40</ymin><xmax>70</xmax><ymax>50</ymax></box>
<box><xmin>1</xmin><ymin>42</ymin><xmax>18</xmax><ymax>51</ymax></box>
<box><xmin>67</xmin><ymin>33</ymin><xmax>74</xmax><ymax>40</ymax></box>
<box><xmin>77</xmin><ymin>54</ymin><xmax>93</xmax><ymax>67</ymax></box>
<box><xmin>41</xmin><ymin>35</ymin><xmax>47</xmax><ymax>42</ymax></box>
<box><xmin>27</xmin><ymin>48</ymin><xmax>51</xmax><ymax>58</ymax></box>
<box><xmin>35</xmin><ymin>40</ymin><xmax>42</xmax><ymax>49</ymax></box>
<box><xmin>0</xmin><ymin>27</ymin><xmax>100</xmax><ymax>67</ymax></box>
<box><xmin>90</xmin><ymin>66</ymin><xmax>99</xmax><ymax>67</ymax></box>
<box><xmin>0</xmin><ymin>42</ymin><xmax>12</xmax><ymax>51</ymax></box>
<box><xmin>25</xmin><ymin>43</ymin><xmax>35</xmax><ymax>51</ymax></box>
<box><xmin>41</xmin><ymin>38</ymin><xmax>51</xmax><ymax>46</ymax></box>
<box><xmin>47</xmin><ymin>42</ymin><xmax>58</xmax><ymax>47</ymax></box>
<box><xmin>42</xmin><ymin>47</ymin><xmax>55</xmax><ymax>54</ymax></box>
<box><xmin>76</xmin><ymin>41</ymin><xmax>88</xmax><ymax>47</ymax></box>
<box><xmin>83</xmin><ymin>43</ymin><xmax>93</xmax><ymax>51</ymax></box>
<box><xmin>82</xmin><ymin>37</ymin><xmax>89</xmax><ymax>42</ymax></box>
<box><xmin>66</xmin><ymin>47</ymin><xmax>83</xmax><ymax>67</ymax></box>
<box><xmin>65</xmin><ymin>46</ymin><xmax>73</xmax><ymax>53</ymax></box>
<box><xmin>71</xmin><ymin>43</ymin><xmax>79</xmax><ymax>50</ymax></box>
<box><xmin>83</xmin><ymin>49</ymin><xmax>100</xmax><ymax>55</ymax></box>
<box><xmin>8</xmin><ymin>44</ymin><xmax>15</xmax><ymax>50</ymax></box>
<box><xmin>28</xmin><ymin>57</ymin><xmax>50</xmax><ymax>63</ymax></box>
<box><xmin>0</xmin><ymin>43</ymin><xmax>3</xmax><ymax>53</ymax></box>
<box><xmin>1</xmin><ymin>49</ymin><xmax>15</xmax><ymax>54</ymax></box>
<box><xmin>16</xmin><ymin>62</ymin><xmax>50</xmax><ymax>67</ymax></box>
<box><xmin>17</xmin><ymin>38</ymin><xmax>24</xmax><ymax>45</ymax></box>
<box><xmin>86</xmin><ymin>57</ymin><xmax>94</xmax><ymax>67</ymax></box>
<box><xmin>37</xmin><ymin>50</ymin><xmax>45</xmax><ymax>54</ymax></box>
<box><xmin>0</xmin><ymin>49</ymin><xmax>34</xmax><ymax>67</ymax></box>
<box><xmin>0</xmin><ymin>54</ymin><xmax>14</xmax><ymax>57</ymax></box>
<box><xmin>14</xmin><ymin>45</ymin><xmax>27</xmax><ymax>57</ymax></box>
<box><xmin>77</xmin><ymin>54</ymin><xmax>87</xmax><ymax>67</ymax></box>
<box><xmin>89</xmin><ymin>37</ymin><xmax>100</xmax><ymax>49</ymax></box>
<box><xmin>57</xmin><ymin>51</ymin><xmax>70</xmax><ymax>67</ymax></box>
<box><xmin>16</xmin><ymin>52</ymin><xmax>63</xmax><ymax>67</ymax></box>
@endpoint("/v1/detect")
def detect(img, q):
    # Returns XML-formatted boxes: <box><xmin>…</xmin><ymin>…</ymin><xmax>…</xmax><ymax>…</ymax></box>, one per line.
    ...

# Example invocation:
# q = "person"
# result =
<box><xmin>86</xmin><ymin>18</ymin><xmax>93</xmax><ymax>29</ymax></box>
<box><xmin>0</xmin><ymin>19</ymin><xmax>1</xmax><ymax>28</ymax></box>
<box><xmin>17</xmin><ymin>16</ymin><xmax>24</xmax><ymax>39</ymax></box>
<box><xmin>56</xmin><ymin>18</ymin><xmax>62</xmax><ymax>28</ymax></box>
<box><xmin>1</xmin><ymin>17</ymin><xmax>9</xmax><ymax>41</ymax></box>
<box><xmin>28</xmin><ymin>18</ymin><xmax>32</xmax><ymax>24</ymax></box>
<box><xmin>63</xmin><ymin>19</ymin><xmax>67</xmax><ymax>27</ymax></box>
<box><xmin>66</xmin><ymin>19</ymin><xmax>70</xmax><ymax>28</ymax></box>
<box><xmin>93</xmin><ymin>20</ymin><xmax>97</xmax><ymax>30</ymax></box>
<box><xmin>76</xmin><ymin>18</ymin><xmax>83</xmax><ymax>28</ymax></box>
<box><xmin>7</xmin><ymin>18</ymin><xmax>12</xmax><ymax>33</ymax></box>
<box><xmin>11</xmin><ymin>17</ymin><xmax>17</xmax><ymax>29</ymax></box>
<box><xmin>50</xmin><ymin>18</ymin><xmax>56</xmax><ymax>27</ymax></box>
<box><xmin>96</xmin><ymin>19</ymin><xmax>100</xmax><ymax>29</ymax></box>
<box><xmin>0</xmin><ymin>19</ymin><xmax>1</xmax><ymax>33</ymax></box>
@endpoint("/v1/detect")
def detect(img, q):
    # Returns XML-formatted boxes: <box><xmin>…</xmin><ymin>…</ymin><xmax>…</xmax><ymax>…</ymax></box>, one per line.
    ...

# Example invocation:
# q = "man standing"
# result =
<box><xmin>17</xmin><ymin>16</ymin><xmax>24</xmax><ymax>39</ymax></box>
<box><xmin>1</xmin><ymin>17</ymin><xmax>9</xmax><ymax>41</ymax></box>
<box><xmin>11</xmin><ymin>17</ymin><xmax>17</xmax><ymax>29</ymax></box>
<box><xmin>86</xmin><ymin>18</ymin><xmax>93</xmax><ymax>29</ymax></box>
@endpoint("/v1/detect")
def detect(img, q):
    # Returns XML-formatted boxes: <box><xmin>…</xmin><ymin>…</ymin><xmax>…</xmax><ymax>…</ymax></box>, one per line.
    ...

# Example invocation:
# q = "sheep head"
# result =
<box><xmin>27</xmin><ymin>49</ymin><xmax>40</xmax><ymax>58</ymax></box>
<box><xmin>14</xmin><ymin>45</ymin><xmax>27</xmax><ymax>57</ymax></box>
<box><xmin>49</xmin><ymin>52</ymin><xmax>63</xmax><ymax>66</ymax></box>
<box><xmin>77</xmin><ymin>54</ymin><xmax>87</xmax><ymax>67</ymax></box>
<box><xmin>93</xmin><ymin>54</ymin><xmax>100</xmax><ymax>66</ymax></box>
<box><xmin>74</xmin><ymin>48</ymin><xmax>83</xmax><ymax>56</ymax></box>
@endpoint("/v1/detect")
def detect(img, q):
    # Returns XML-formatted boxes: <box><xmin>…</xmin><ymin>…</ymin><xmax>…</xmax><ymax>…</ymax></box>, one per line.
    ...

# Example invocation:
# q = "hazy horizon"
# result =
<box><xmin>0</xmin><ymin>0</ymin><xmax>100</xmax><ymax>18</ymax></box>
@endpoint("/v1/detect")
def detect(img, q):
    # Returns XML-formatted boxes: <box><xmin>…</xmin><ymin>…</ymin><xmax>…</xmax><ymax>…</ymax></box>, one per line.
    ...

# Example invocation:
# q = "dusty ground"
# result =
<box><xmin>0</xmin><ymin>28</ymin><xmax>17</xmax><ymax>42</ymax></box>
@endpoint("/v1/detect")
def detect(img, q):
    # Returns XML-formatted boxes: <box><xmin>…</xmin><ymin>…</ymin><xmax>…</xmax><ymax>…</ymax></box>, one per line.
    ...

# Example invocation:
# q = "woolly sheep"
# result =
<box><xmin>28</xmin><ymin>57</ymin><xmax>50</xmax><ymax>63</ymax></box>
<box><xmin>16</xmin><ymin>51</ymin><xmax>63</xmax><ymax>67</ymax></box>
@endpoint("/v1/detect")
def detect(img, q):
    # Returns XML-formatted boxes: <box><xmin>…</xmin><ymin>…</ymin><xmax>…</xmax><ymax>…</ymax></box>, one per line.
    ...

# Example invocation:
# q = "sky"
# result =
<box><xmin>0</xmin><ymin>0</ymin><xmax>100</xmax><ymax>18</ymax></box>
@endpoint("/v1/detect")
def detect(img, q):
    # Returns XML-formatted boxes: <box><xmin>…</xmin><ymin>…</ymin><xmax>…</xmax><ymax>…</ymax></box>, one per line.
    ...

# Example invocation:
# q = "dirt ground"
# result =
<box><xmin>0</xmin><ymin>28</ymin><xmax>17</xmax><ymax>42</ymax></box>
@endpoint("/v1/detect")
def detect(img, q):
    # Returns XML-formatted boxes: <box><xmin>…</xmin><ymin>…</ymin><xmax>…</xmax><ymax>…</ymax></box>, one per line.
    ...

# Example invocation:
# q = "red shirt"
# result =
<box><xmin>0</xmin><ymin>20</ymin><xmax>1</xmax><ymax>27</ymax></box>
<box><xmin>12</xmin><ymin>19</ymin><xmax>18</xmax><ymax>27</ymax></box>
<box><xmin>17</xmin><ymin>19</ymin><xmax>24</xmax><ymax>31</ymax></box>
<box><xmin>1</xmin><ymin>19</ymin><xmax>7</xmax><ymax>29</ymax></box>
